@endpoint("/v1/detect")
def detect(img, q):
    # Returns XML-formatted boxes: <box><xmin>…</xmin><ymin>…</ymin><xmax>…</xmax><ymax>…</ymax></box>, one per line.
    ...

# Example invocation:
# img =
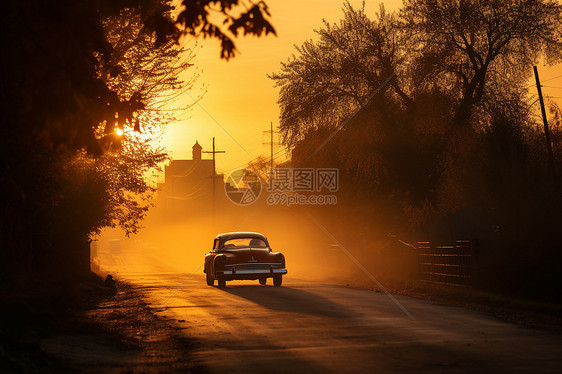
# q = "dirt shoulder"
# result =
<box><xmin>1</xmin><ymin>278</ymin><xmax>205</xmax><ymax>373</ymax></box>
<box><xmin>400</xmin><ymin>282</ymin><xmax>562</xmax><ymax>332</ymax></box>
<box><xmin>341</xmin><ymin>277</ymin><xmax>562</xmax><ymax>333</ymax></box>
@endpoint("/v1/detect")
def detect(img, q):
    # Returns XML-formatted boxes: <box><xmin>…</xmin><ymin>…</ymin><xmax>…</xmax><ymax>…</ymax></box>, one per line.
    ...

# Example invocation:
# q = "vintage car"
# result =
<box><xmin>204</xmin><ymin>232</ymin><xmax>287</xmax><ymax>288</ymax></box>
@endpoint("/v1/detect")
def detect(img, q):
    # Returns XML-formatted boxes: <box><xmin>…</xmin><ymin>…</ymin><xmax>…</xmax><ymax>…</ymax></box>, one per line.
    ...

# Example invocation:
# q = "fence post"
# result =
<box><xmin>431</xmin><ymin>242</ymin><xmax>435</xmax><ymax>283</ymax></box>
<box><xmin>456</xmin><ymin>241</ymin><xmax>462</xmax><ymax>285</ymax></box>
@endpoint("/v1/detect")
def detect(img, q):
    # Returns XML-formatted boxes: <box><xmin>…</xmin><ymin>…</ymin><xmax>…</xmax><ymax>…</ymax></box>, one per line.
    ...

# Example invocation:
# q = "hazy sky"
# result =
<box><xmin>162</xmin><ymin>0</ymin><xmax>562</xmax><ymax>178</ymax></box>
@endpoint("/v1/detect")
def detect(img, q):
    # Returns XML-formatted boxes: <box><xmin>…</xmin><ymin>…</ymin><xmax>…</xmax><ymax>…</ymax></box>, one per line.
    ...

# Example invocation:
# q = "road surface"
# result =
<box><xmin>97</xmin><ymin>247</ymin><xmax>562</xmax><ymax>374</ymax></box>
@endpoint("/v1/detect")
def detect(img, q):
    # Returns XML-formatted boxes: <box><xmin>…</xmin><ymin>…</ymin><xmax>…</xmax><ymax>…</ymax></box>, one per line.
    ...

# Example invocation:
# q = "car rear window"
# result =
<box><xmin>222</xmin><ymin>238</ymin><xmax>267</xmax><ymax>248</ymax></box>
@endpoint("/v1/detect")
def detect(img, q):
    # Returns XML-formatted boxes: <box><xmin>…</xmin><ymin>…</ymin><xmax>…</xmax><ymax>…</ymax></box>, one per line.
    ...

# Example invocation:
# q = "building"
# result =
<box><xmin>156</xmin><ymin>141</ymin><xmax>225</xmax><ymax>215</ymax></box>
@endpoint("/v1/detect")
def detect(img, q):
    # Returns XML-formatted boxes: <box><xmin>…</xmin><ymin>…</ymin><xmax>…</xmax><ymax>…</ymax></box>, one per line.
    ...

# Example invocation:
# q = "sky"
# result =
<box><xmin>161</xmin><ymin>0</ymin><xmax>562</xmax><ymax>180</ymax></box>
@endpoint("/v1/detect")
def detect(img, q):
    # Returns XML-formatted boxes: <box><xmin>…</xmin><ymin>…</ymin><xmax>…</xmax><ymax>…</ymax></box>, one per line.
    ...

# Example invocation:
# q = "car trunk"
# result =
<box><xmin>223</xmin><ymin>247</ymin><xmax>271</xmax><ymax>264</ymax></box>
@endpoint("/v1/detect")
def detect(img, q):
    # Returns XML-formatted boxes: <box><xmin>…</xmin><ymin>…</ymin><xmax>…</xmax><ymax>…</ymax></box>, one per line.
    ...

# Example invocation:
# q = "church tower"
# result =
<box><xmin>192</xmin><ymin>141</ymin><xmax>202</xmax><ymax>161</ymax></box>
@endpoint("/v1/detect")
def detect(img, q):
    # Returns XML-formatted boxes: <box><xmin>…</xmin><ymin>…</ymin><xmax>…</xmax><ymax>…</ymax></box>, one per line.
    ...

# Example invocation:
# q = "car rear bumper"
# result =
<box><xmin>218</xmin><ymin>268</ymin><xmax>287</xmax><ymax>275</ymax></box>
<box><xmin>215</xmin><ymin>267</ymin><xmax>287</xmax><ymax>280</ymax></box>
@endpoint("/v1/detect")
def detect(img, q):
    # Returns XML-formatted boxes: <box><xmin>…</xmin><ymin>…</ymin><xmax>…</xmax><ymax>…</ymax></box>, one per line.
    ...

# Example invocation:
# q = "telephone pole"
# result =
<box><xmin>262</xmin><ymin>121</ymin><xmax>280</xmax><ymax>178</ymax></box>
<box><xmin>203</xmin><ymin>137</ymin><xmax>226</xmax><ymax>217</ymax></box>
<box><xmin>534</xmin><ymin>66</ymin><xmax>557</xmax><ymax>178</ymax></box>
<box><xmin>270</xmin><ymin>121</ymin><xmax>274</xmax><ymax>171</ymax></box>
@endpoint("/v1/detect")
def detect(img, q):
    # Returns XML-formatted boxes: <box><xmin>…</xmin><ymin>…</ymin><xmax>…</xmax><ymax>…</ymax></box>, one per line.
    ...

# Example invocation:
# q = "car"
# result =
<box><xmin>204</xmin><ymin>232</ymin><xmax>287</xmax><ymax>288</ymax></box>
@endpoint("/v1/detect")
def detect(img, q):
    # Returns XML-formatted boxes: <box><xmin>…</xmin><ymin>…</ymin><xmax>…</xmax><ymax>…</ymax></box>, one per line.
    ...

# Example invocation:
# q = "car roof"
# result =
<box><xmin>215</xmin><ymin>232</ymin><xmax>268</xmax><ymax>242</ymax></box>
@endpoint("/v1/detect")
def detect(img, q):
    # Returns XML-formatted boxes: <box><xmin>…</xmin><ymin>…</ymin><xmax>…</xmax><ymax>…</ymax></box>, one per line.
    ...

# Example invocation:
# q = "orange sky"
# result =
<box><xmin>161</xmin><ymin>0</ymin><xmax>562</xmax><ymax>180</ymax></box>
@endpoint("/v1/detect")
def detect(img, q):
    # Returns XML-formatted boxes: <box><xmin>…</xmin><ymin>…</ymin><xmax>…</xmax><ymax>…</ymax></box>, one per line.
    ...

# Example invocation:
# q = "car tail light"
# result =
<box><xmin>220</xmin><ymin>255</ymin><xmax>228</xmax><ymax>263</ymax></box>
<box><xmin>276</xmin><ymin>253</ymin><xmax>284</xmax><ymax>262</ymax></box>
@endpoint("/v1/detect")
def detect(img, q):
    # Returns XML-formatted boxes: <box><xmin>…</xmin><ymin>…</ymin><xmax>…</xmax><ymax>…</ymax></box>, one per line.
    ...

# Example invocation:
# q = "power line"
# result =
<box><xmin>542</xmin><ymin>73</ymin><xmax>562</xmax><ymax>83</ymax></box>
<box><xmin>524</xmin><ymin>75</ymin><xmax>562</xmax><ymax>89</ymax></box>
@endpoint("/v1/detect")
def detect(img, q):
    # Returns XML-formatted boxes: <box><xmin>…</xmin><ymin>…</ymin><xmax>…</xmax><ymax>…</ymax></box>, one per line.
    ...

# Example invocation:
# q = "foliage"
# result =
<box><xmin>245</xmin><ymin>155</ymin><xmax>278</xmax><ymax>185</ymax></box>
<box><xmin>272</xmin><ymin>1</ymin><xmax>562</xmax><ymax>299</ymax></box>
<box><xmin>270</xmin><ymin>2</ymin><xmax>406</xmax><ymax>148</ymax></box>
<box><xmin>176</xmin><ymin>0</ymin><xmax>276</xmax><ymax>60</ymax></box>
<box><xmin>62</xmin><ymin>142</ymin><xmax>168</xmax><ymax>239</ymax></box>
<box><xmin>272</xmin><ymin>0</ymin><xmax>562</xmax><ymax>211</ymax></box>
<box><xmin>271</xmin><ymin>2</ymin><xmax>452</xmax><ymax>210</ymax></box>
<box><xmin>101</xmin><ymin>6</ymin><xmax>200</xmax><ymax>138</ymax></box>
<box><xmin>0</xmin><ymin>0</ymin><xmax>275</xmax><ymax>276</ymax></box>
<box><xmin>402</xmin><ymin>0</ymin><xmax>562</xmax><ymax>126</ymax></box>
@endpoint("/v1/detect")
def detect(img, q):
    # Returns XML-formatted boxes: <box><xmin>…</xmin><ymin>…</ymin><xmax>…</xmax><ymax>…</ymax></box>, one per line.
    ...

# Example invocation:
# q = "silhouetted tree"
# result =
<box><xmin>271</xmin><ymin>3</ymin><xmax>449</xmax><ymax>213</ymax></box>
<box><xmin>272</xmin><ymin>0</ymin><xmax>562</xmax><ymax>215</ymax></box>
<box><xmin>246</xmin><ymin>156</ymin><xmax>278</xmax><ymax>185</ymax></box>
<box><xmin>402</xmin><ymin>0</ymin><xmax>562</xmax><ymax>127</ymax></box>
<box><xmin>271</xmin><ymin>0</ymin><xmax>562</xmax><ymax>299</ymax></box>
<box><xmin>176</xmin><ymin>0</ymin><xmax>276</xmax><ymax>60</ymax></box>
<box><xmin>102</xmin><ymin>5</ymin><xmax>201</xmax><ymax>137</ymax></box>
<box><xmin>270</xmin><ymin>3</ymin><xmax>407</xmax><ymax>148</ymax></box>
<box><xmin>0</xmin><ymin>0</ymin><xmax>275</xmax><ymax>278</ymax></box>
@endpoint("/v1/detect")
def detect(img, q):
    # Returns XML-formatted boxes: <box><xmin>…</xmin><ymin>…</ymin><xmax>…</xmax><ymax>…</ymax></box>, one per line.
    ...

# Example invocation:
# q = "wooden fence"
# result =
<box><xmin>417</xmin><ymin>240</ymin><xmax>473</xmax><ymax>287</ymax></box>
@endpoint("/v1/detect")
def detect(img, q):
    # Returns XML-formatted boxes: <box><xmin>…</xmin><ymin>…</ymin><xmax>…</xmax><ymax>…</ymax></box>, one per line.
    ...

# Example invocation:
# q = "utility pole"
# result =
<box><xmin>203</xmin><ymin>137</ymin><xmax>225</xmax><ymax>218</ymax></box>
<box><xmin>262</xmin><ymin>121</ymin><xmax>280</xmax><ymax>179</ymax></box>
<box><xmin>534</xmin><ymin>66</ymin><xmax>557</xmax><ymax>178</ymax></box>
<box><xmin>270</xmin><ymin>121</ymin><xmax>274</xmax><ymax>171</ymax></box>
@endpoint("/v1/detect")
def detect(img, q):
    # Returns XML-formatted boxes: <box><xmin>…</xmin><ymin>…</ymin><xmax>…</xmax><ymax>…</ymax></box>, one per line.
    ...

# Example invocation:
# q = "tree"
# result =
<box><xmin>176</xmin><ymin>0</ymin><xmax>276</xmax><ymax>60</ymax></box>
<box><xmin>271</xmin><ymin>0</ymin><xmax>562</xmax><ymax>211</ymax></box>
<box><xmin>402</xmin><ymin>0</ymin><xmax>562</xmax><ymax>127</ymax></box>
<box><xmin>0</xmin><ymin>0</ymin><xmax>275</xmax><ymax>276</ymax></box>
<box><xmin>0</xmin><ymin>0</ymin><xmax>275</xmax><ymax>155</ymax></box>
<box><xmin>270</xmin><ymin>2</ymin><xmax>407</xmax><ymax>148</ymax></box>
<box><xmin>101</xmin><ymin>6</ymin><xmax>200</xmax><ymax>138</ymax></box>
<box><xmin>246</xmin><ymin>155</ymin><xmax>279</xmax><ymax>185</ymax></box>
<box><xmin>271</xmin><ymin>0</ymin><xmax>562</xmax><ymax>299</ymax></box>
<box><xmin>270</xmin><ymin>2</ymin><xmax>447</xmax><ymax>210</ymax></box>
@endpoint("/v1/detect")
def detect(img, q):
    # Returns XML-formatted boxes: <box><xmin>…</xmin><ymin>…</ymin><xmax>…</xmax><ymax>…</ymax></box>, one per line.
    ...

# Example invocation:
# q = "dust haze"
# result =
<box><xmin>95</xmin><ymin>197</ymin><xmax>417</xmax><ymax>287</ymax></box>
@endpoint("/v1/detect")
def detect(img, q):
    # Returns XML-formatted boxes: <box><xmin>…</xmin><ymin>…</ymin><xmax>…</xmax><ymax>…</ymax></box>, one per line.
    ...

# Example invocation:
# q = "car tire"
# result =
<box><xmin>217</xmin><ymin>277</ymin><xmax>226</xmax><ymax>288</ymax></box>
<box><xmin>273</xmin><ymin>274</ymin><xmax>282</xmax><ymax>287</ymax></box>
<box><xmin>259</xmin><ymin>278</ymin><xmax>267</xmax><ymax>285</ymax></box>
<box><xmin>206</xmin><ymin>273</ymin><xmax>214</xmax><ymax>286</ymax></box>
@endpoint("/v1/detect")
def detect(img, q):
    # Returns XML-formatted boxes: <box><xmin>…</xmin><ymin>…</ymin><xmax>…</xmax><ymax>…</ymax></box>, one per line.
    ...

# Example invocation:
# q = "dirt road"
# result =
<box><xmin>96</xmin><ymin>266</ymin><xmax>559</xmax><ymax>374</ymax></box>
<box><xmin>86</xmin><ymin>231</ymin><xmax>562</xmax><ymax>374</ymax></box>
